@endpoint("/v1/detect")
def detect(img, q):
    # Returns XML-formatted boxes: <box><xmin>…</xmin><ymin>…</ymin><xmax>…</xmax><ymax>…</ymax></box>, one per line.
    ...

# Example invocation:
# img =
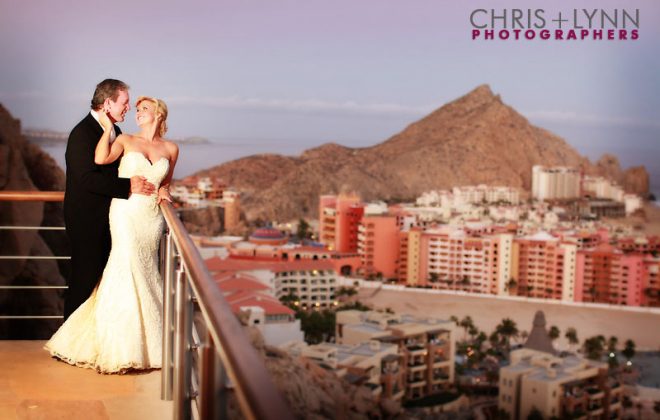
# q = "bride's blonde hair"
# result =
<box><xmin>136</xmin><ymin>96</ymin><xmax>168</xmax><ymax>137</ymax></box>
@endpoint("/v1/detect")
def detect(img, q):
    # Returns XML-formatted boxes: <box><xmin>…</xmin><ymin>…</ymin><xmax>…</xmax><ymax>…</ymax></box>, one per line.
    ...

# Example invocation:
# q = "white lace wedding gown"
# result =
<box><xmin>45</xmin><ymin>152</ymin><xmax>169</xmax><ymax>373</ymax></box>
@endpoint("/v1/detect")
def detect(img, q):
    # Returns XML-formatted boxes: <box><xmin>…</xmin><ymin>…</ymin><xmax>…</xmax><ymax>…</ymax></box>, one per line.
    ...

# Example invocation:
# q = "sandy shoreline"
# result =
<box><xmin>356</xmin><ymin>286</ymin><xmax>660</xmax><ymax>351</ymax></box>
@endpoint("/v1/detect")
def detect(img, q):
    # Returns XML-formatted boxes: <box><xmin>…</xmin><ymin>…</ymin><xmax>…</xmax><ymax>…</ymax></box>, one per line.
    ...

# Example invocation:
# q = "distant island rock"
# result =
<box><xmin>23</xmin><ymin>129</ymin><xmax>210</xmax><ymax>145</ymax></box>
<box><xmin>188</xmin><ymin>84</ymin><xmax>650</xmax><ymax>222</ymax></box>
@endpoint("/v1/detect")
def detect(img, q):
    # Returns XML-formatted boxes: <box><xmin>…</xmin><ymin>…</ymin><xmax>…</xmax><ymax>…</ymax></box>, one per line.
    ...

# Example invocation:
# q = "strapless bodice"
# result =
<box><xmin>118</xmin><ymin>152</ymin><xmax>170</xmax><ymax>188</ymax></box>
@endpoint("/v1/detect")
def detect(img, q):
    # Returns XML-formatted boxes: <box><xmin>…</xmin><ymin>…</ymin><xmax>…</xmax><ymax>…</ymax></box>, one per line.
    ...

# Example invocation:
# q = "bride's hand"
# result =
<box><xmin>99</xmin><ymin>110</ymin><xmax>114</xmax><ymax>132</ymax></box>
<box><xmin>157</xmin><ymin>187</ymin><xmax>173</xmax><ymax>205</ymax></box>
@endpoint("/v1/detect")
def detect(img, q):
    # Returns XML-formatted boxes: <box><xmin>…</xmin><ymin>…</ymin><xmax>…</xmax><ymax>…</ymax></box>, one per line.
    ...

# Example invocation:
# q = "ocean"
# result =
<box><xmin>40</xmin><ymin>139</ymin><xmax>659</xmax><ymax>200</ymax></box>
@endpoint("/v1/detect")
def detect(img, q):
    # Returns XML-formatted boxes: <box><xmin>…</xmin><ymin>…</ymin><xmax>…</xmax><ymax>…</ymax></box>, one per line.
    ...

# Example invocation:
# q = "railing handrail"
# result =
<box><xmin>1</xmin><ymin>190</ymin><xmax>293</xmax><ymax>418</ymax></box>
<box><xmin>0</xmin><ymin>190</ymin><xmax>68</xmax><ymax>321</ymax></box>
<box><xmin>0</xmin><ymin>190</ymin><xmax>65</xmax><ymax>201</ymax></box>
<box><xmin>160</xmin><ymin>201</ymin><xmax>293</xmax><ymax>420</ymax></box>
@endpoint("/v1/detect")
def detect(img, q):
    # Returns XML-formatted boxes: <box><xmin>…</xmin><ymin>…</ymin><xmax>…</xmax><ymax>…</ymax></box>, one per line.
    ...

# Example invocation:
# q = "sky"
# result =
<box><xmin>1</xmin><ymin>0</ymin><xmax>659</xmax><ymax>184</ymax></box>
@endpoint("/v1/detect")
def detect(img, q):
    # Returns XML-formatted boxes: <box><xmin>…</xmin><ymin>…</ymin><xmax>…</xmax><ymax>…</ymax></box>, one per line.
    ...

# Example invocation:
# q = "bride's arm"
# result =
<box><xmin>94</xmin><ymin>112</ymin><xmax>125</xmax><ymax>165</ymax></box>
<box><xmin>157</xmin><ymin>142</ymin><xmax>180</xmax><ymax>204</ymax></box>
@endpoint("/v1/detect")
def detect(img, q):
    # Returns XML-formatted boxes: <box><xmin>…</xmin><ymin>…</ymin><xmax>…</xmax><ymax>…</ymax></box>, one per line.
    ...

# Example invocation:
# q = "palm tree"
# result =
<box><xmin>296</xmin><ymin>218</ymin><xmax>311</xmax><ymax>240</ymax></box>
<box><xmin>520</xmin><ymin>330</ymin><xmax>529</xmax><ymax>344</ymax></box>
<box><xmin>565</xmin><ymin>327</ymin><xmax>579</xmax><ymax>352</ymax></box>
<box><xmin>548</xmin><ymin>325</ymin><xmax>560</xmax><ymax>342</ymax></box>
<box><xmin>488</xmin><ymin>331</ymin><xmax>501</xmax><ymax>354</ymax></box>
<box><xmin>429</xmin><ymin>272</ymin><xmax>439</xmax><ymax>284</ymax></box>
<box><xmin>449</xmin><ymin>315</ymin><xmax>459</xmax><ymax>326</ymax></box>
<box><xmin>583</xmin><ymin>336</ymin><xmax>605</xmax><ymax>360</ymax></box>
<box><xmin>607</xmin><ymin>336</ymin><xmax>618</xmax><ymax>353</ymax></box>
<box><xmin>505</xmin><ymin>278</ymin><xmax>517</xmax><ymax>293</ymax></box>
<box><xmin>335</xmin><ymin>286</ymin><xmax>357</xmax><ymax>297</ymax></box>
<box><xmin>623</xmin><ymin>339</ymin><xmax>636</xmax><ymax>363</ymax></box>
<box><xmin>475</xmin><ymin>331</ymin><xmax>488</xmax><ymax>352</ymax></box>
<box><xmin>468</xmin><ymin>325</ymin><xmax>479</xmax><ymax>342</ymax></box>
<box><xmin>280</xmin><ymin>291</ymin><xmax>300</xmax><ymax>309</ymax></box>
<box><xmin>460</xmin><ymin>316</ymin><xmax>475</xmax><ymax>342</ymax></box>
<box><xmin>496</xmin><ymin>318</ymin><xmax>519</xmax><ymax>352</ymax></box>
<box><xmin>527</xmin><ymin>407</ymin><xmax>543</xmax><ymax>420</ymax></box>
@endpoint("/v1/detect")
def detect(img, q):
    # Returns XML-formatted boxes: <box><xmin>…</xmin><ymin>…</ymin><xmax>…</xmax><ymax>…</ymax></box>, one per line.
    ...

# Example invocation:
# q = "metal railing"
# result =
<box><xmin>1</xmin><ymin>191</ymin><xmax>294</xmax><ymax>419</ymax></box>
<box><xmin>159</xmin><ymin>201</ymin><xmax>293</xmax><ymax>420</ymax></box>
<box><xmin>0</xmin><ymin>190</ymin><xmax>68</xmax><ymax>320</ymax></box>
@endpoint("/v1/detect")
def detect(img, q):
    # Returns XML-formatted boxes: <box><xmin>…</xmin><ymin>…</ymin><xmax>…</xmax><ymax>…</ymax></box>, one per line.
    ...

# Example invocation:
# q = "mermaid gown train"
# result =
<box><xmin>45</xmin><ymin>152</ymin><xmax>169</xmax><ymax>373</ymax></box>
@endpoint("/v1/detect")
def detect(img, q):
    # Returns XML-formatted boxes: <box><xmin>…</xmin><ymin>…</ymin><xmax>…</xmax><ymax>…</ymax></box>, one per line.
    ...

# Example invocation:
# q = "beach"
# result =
<box><xmin>356</xmin><ymin>285</ymin><xmax>660</xmax><ymax>351</ymax></box>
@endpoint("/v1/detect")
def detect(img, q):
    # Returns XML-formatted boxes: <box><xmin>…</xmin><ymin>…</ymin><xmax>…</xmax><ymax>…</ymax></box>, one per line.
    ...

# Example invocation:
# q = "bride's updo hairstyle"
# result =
<box><xmin>136</xmin><ymin>96</ymin><xmax>169</xmax><ymax>137</ymax></box>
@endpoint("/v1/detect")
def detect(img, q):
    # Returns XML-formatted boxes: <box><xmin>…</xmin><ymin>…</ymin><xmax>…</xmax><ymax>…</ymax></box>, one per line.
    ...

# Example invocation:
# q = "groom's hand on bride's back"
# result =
<box><xmin>130</xmin><ymin>176</ymin><xmax>156</xmax><ymax>196</ymax></box>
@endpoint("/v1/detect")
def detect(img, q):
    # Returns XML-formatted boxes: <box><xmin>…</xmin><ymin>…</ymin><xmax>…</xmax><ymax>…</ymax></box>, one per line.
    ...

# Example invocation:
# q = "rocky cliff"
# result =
<box><xmin>242</xmin><ymin>325</ymin><xmax>402</xmax><ymax>420</ymax></box>
<box><xmin>596</xmin><ymin>154</ymin><xmax>649</xmax><ymax>196</ymax></box>
<box><xmin>0</xmin><ymin>104</ymin><xmax>67</xmax><ymax>339</ymax></box>
<box><xmin>190</xmin><ymin>85</ymin><xmax>649</xmax><ymax>222</ymax></box>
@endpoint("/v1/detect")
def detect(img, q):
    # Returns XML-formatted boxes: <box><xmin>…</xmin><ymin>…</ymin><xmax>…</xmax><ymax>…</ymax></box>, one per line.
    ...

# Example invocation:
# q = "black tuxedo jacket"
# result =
<box><xmin>63</xmin><ymin>112</ymin><xmax>130</xmax><ymax>220</ymax></box>
<box><xmin>62</xmin><ymin>112</ymin><xmax>131</xmax><ymax>318</ymax></box>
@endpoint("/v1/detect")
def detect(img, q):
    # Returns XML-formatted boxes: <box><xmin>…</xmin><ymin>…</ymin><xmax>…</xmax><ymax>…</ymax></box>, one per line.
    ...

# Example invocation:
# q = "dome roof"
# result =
<box><xmin>249</xmin><ymin>228</ymin><xmax>287</xmax><ymax>244</ymax></box>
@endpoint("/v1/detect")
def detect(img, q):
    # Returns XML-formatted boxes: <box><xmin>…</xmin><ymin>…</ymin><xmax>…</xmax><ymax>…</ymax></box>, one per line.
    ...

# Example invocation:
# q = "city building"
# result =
<box><xmin>206</xmin><ymin>257</ymin><xmax>339</xmax><ymax>309</ymax></box>
<box><xmin>579</xmin><ymin>199</ymin><xmax>626</xmax><ymax>219</ymax></box>
<box><xmin>401</xmin><ymin>225</ymin><xmax>513</xmax><ymax>295</ymax></box>
<box><xmin>248</xmin><ymin>227</ymin><xmax>289</xmax><ymax>246</ymax></box>
<box><xmin>416</xmin><ymin>185</ymin><xmax>520</xmax><ymax>208</ymax></box>
<box><xmin>223</xmin><ymin>189</ymin><xmax>241</xmax><ymax>231</ymax></box>
<box><xmin>215</xmin><ymin>272</ymin><xmax>304</xmax><ymax>346</ymax></box>
<box><xmin>511</xmin><ymin>232</ymin><xmax>577</xmax><ymax>301</ymax></box>
<box><xmin>582</xmin><ymin>176</ymin><xmax>625</xmax><ymax>202</ymax></box>
<box><xmin>499</xmin><ymin>312</ymin><xmax>622</xmax><ymax>420</ymax></box>
<box><xmin>319</xmin><ymin>193</ymin><xmax>364</xmax><ymax>253</ymax></box>
<box><xmin>336</xmin><ymin>310</ymin><xmax>455</xmax><ymax>400</ymax></box>
<box><xmin>357</xmin><ymin>214</ymin><xmax>400</xmax><ymax>279</ymax></box>
<box><xmin>617</xmin><ymin>236</ymin><xmax>660</xmax><ymax>255</ymax></box>
<box><xmin>642</xmin><ymin>256</ymin><xmax>660</xmax><ymax>307</ymax></box>
<box><xmin>500</xmin><ymin>349</ymin><xmax>622</xmax><ymax>420</ymax></box>
<box><xmin>283</xmin><ymin>340</ymin><xmax>405</xmax><ymax>401</ymax></box>
<box><xmin>575</xmin><ymin>244</ymin><xmax>646</xmax><ymax>306</ymax></box>
<box><xmin>171</xmin><ymin>176</ymin><xmax>227</xmax><ymax>207</ymax></box>
<box><xmin>532</xmin><ymin>166</ymin><xmax>581</xmax><ymax>201</ymax></box>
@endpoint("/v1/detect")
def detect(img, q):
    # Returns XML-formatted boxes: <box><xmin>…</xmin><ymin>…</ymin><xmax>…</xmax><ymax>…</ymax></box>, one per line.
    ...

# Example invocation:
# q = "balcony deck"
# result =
<box><xmin>0</xmin><ymin>341</ymin><xmax>171</xmax><ymax>420</ymax></box>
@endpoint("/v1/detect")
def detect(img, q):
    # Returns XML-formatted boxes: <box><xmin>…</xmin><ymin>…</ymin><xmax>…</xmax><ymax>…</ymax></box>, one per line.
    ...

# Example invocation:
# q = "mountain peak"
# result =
<box><xmin>454</xmin><ymin>83</ymin><xmax>500</xmax><ymax>109</ymax></box>
<box><xmin>467</xmin><ymin>84</ymin><xmax>495</xmax><ymax>99</ymax></box>
<box><xmin>190</xmin><ymin>85</ymin><xmax>648</xmax><ymax>221</ymax></box>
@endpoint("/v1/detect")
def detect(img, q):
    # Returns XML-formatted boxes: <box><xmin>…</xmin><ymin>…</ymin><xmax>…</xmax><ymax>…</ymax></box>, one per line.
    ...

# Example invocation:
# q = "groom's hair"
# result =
<box><xmin>90</xmin><ymin>79</ymin><xmax>129</xmax><ymax>110</ymax></box>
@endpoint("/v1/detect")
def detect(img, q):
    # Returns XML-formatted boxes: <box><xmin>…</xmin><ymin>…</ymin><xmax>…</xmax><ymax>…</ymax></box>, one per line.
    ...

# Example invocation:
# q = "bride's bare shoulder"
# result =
<box><xmin>162</xmin><ymin>139</ymin><xmax>179</xmax><ymax>157</ymax></box>
<box><xmin>116</xmin><ymin>133</ymin><xmax>136</xmax><ymax>146</ymax></box>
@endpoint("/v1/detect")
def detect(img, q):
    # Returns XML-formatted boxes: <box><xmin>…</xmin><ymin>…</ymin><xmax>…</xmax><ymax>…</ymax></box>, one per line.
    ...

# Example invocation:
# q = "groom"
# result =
<box><xmin>63</xmin><ymin>79</ymin><xmax>155</xmax><ymax>320</ymax></box>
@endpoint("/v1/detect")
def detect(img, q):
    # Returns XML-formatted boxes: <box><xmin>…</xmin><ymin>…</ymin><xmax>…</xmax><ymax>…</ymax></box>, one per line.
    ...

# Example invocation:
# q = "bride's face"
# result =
<box><xmin>135</xmin><ymin>100</ymin><xmax>157</xmax><ymax>126</ymax></box>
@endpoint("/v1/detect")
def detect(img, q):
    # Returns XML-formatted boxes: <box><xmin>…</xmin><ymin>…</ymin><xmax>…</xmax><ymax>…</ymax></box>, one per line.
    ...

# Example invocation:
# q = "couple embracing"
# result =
<box><xmin>45</xmin><ymin>79</ymin><xmax>178</xmax><ymax>373</ymax></box>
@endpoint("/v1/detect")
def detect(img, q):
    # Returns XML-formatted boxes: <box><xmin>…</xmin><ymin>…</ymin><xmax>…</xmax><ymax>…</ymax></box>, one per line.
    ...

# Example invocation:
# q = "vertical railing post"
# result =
<box><xmin>199</xmin><ymin>329</ymin><xmax>230</xmax><ymax>419</ymax></box>
<box><xmin>173</xmin><ymin>266</ymin><xmax>193</xmax><ymax>420</ymax></box>
<box><xmin>161</xmin><ymin>230</ymin><xmax>175</xmax><ymax>401</ymax></box>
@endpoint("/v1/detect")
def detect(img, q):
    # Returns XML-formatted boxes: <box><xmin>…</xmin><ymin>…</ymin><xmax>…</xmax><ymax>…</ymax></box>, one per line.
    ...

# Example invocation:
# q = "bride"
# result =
<box><xmin>45</xmin><ymin>96</ymin><xmax>179</xmax><ymax>373</ymax></box>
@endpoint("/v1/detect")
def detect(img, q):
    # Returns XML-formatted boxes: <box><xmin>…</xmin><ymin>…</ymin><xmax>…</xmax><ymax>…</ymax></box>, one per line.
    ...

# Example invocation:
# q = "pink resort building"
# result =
<box><xmin>642</xmin><ymin>256</ymin><xmax>660</xmax><ymax>307</ymax></box>
<box><xmin>357</xmin><ymin>214</ymin><xmax>400</xmax><ymax>279</ymax></box>
<box><xmin>510</xmin><ymin>232</ymin><xmax>578</xmax><ymax>301</ymax></box>
<box><xmin>319</xmin><ymin>193</ymin><xmax>364</xmax><ymax>253</ymax></box>
<box><xmin>402</xmin><ymin>226</ymin><xmax>513</xmax><ymax>295</ymax></box>
<box><xmin>575</xmin><ymin>244</ymin><xmax>646</xmax><ymax>306</ymax></box>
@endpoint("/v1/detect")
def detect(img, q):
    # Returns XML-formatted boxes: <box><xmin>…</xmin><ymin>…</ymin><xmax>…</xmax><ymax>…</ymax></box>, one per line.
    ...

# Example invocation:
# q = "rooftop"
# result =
<box><xmin>206</xmin><ymin>256</ymin><xmax>335</xmax><ymax>273</ymax></box>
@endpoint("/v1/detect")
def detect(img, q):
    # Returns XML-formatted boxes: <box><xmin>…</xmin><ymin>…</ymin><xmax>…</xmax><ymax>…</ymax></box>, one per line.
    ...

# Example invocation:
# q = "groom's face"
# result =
<box><xmin>107</xmin><ymin>90</ymin><xmax>130</xmax><ymax>123</ymax></box>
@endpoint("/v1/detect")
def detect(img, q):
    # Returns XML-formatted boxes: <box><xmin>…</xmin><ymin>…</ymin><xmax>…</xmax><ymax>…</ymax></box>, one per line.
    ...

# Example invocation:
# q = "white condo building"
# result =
<box><xmin>532</xmin><ymin>166</ymin><xmax>581</xmax><ymax>201</ymax></box>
